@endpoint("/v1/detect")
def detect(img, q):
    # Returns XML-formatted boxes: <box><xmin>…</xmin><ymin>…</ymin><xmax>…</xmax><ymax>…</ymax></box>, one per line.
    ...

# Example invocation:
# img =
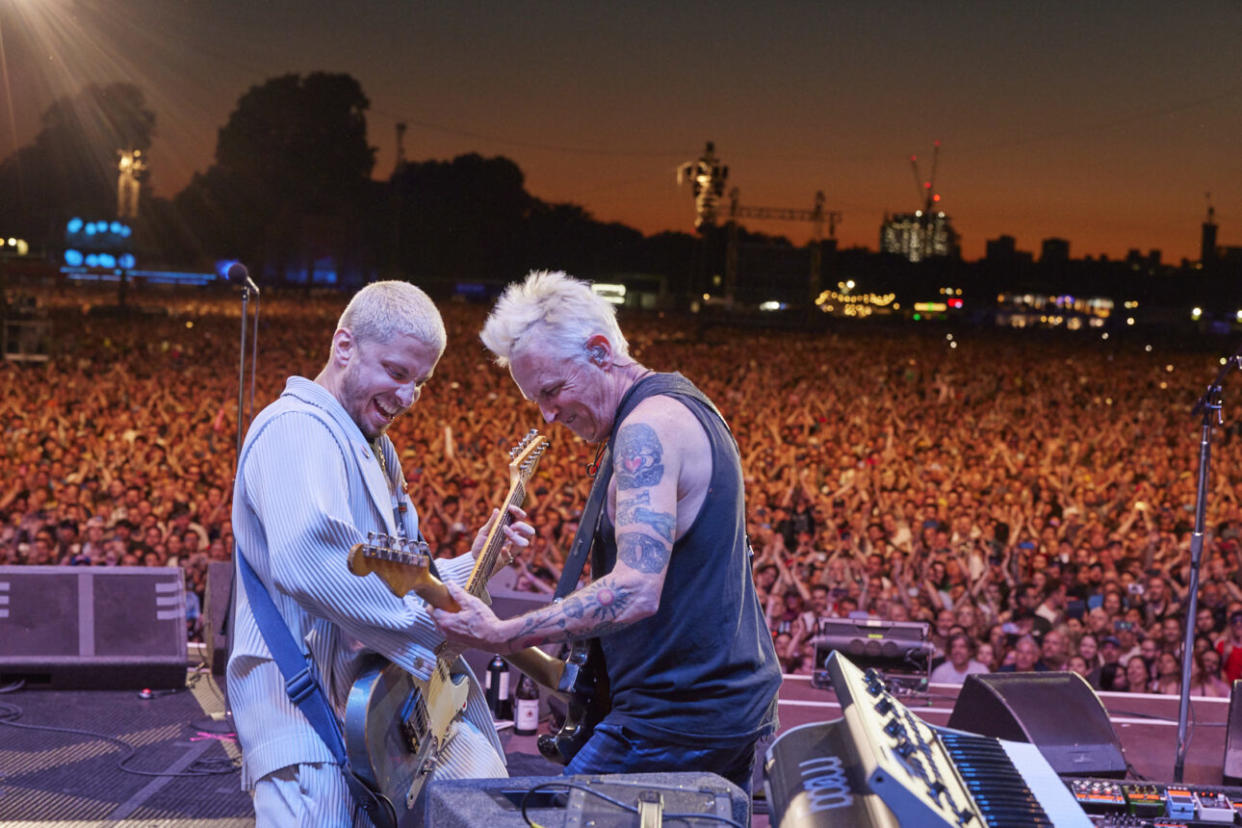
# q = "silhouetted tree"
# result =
<box><xmin>174</xmin><ymin>72</ymin><xmax>375</xmax><ymax>278</ymax></box>
<box><xmin>387</xmin><ymin>153</ymin><xmax>532</xmax><ymax>281</ymax></box>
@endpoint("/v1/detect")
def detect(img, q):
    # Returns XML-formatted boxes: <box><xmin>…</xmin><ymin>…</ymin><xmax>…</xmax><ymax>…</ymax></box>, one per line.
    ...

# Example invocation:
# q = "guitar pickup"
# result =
<box><xmin>399</xmin><ymin>691</ymin><xmax>429</xmax><ymax>753</ymax></box>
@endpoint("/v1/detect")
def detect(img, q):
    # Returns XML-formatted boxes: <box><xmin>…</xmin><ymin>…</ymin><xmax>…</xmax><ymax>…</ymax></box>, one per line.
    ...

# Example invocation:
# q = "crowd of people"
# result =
<box><xmin>5</xmin><ymin>281</ymin><xmax>1242</xmax><ymax>697</ymax></box>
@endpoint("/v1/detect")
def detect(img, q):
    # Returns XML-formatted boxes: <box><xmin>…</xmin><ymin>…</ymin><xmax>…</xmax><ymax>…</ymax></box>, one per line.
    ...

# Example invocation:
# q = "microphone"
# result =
<box><xmin>226</xmin><ymin>262</ymin><xmax>260</xmax><ymax>294</ymax></box>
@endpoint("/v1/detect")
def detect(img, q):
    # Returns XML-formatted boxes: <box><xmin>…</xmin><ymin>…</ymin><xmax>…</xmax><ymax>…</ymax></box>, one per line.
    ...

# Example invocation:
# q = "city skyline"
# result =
<box><xmin>2</xmin><ymin>1</ymin><xmax>1241</xmax><ymax>263</ymax></box>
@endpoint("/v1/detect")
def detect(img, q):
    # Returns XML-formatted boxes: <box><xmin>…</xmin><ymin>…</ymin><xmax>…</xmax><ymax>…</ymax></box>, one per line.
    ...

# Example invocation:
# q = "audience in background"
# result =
<box><xmin>3</xmin><ymin>283</ymin><xmax>1241</xmax><ymax>696</ymax></box>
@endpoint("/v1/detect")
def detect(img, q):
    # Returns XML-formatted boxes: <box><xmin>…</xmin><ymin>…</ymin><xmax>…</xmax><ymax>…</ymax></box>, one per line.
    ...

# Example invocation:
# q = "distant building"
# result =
<box><xmin>1220</xmin><ymin>246</ymin><xmax>1242</xmax><ymax>266</ymax></box>
<box><xmin>1040</xmin><ymin>237</ymin><xmax>1070</xmax><ymax>265</ymax></box>
<box><xmin>985</xmin><ymin>235</ymin><xmax>1017</xmax><ymax>262</ymax></box>
<box><xmin>1126</xmin><ymin>248</ymin><xmax>1162</xmax><ymax>273</ymax></box>
<box><xmin>880</xmin><ymin>211</ymin><xmax>959</xmax><ymax>262</ymax></box>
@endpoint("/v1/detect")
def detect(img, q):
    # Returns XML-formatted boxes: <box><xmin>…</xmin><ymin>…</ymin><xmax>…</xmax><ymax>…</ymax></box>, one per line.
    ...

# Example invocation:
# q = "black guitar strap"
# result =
<box><xmin>553</xmin><ymin>371</ymin><xmax>728</xmax><ymax>596</ymax></box>
<box><xmin>552</xmin><ymin>446</ymin><xmax>611</xmax><ymax>599</ymax></box>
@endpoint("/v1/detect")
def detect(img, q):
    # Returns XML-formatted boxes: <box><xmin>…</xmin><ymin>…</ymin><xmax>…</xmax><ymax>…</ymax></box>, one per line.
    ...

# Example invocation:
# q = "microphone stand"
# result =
<box><xmin>1174</xmin><ymin>350</ymin><xmax>1240</xmax><ymax>781</ymax></box>
<box><xmin>235</xmin><ymin>283</ymin><xmax>260</xmax><ymax>461</ymax></box>
<box><xmin>199</xmin><ymin>270</ymin><xmax>260</xmax><ymax>734</ymax></box>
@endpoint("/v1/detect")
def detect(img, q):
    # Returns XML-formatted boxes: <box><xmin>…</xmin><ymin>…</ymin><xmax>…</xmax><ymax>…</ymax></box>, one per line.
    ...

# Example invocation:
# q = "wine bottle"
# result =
<box><xmin>513</xmin><ymin>673</ymin><xmax>540</xmax><ymax>736</ymax></box>
<box><xmin>485</xmin><ymin>655</ymin><xmax>511</xmax><ymax>720</ymax></box>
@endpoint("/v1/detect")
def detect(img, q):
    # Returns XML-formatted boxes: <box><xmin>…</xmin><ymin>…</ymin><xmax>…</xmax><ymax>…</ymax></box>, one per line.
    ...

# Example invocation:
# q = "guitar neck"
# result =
<box><xmin>463</xmin><ymin>481</ymin><xmax>526</xmax><ymax>597</ymax></box>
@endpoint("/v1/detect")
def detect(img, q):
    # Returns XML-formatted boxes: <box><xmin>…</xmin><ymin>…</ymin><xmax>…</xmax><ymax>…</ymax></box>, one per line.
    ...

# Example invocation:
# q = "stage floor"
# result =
<box><xmin>0</xmin><ymin>669</ymin><xmax>1229</xmax><ymax>826</ymax></box>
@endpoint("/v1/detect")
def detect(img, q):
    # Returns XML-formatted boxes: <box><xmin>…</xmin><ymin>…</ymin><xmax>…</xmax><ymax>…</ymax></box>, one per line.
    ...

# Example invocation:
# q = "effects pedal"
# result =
<box><xmin>1192</xmin><ymin>790</ymin><xmax>1234</xmax><ymax>823</ymax></box>
<box><xmin>1163</xmin><ymin>785</ymin><xmax>1194</xmax><ymax>821</ymax></box>
<box><xmin>1068</xmin><ymin>778</ymin><xmax>1126</xmax><ymax>813</ymax></box>
<box><xmin>1122</xmin><ymin>784</ymin><xmax>1165</xmax><ymax>818</ymax></box>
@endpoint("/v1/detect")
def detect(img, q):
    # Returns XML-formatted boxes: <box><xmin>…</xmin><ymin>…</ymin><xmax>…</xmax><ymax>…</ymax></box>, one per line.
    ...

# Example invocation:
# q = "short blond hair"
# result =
<box><xmin>337</xmin><ymin>280</ymin><xmax>445</xmax><ymax>353</ymax></box>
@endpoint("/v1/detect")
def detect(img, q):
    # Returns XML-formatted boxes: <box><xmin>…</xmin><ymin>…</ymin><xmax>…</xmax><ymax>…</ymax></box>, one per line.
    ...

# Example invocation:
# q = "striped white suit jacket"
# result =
<box><xmin>226</xmin><ymin>376</ymin><xmax>503</xmax><ymax>788</ymax></box>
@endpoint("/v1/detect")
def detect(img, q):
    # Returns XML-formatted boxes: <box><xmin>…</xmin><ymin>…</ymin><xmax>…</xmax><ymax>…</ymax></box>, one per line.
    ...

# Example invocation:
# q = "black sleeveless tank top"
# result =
<box><xmin>597</xmin><ymin>372</ymin><xmax>781</xmax><ymax>745</ymax></box>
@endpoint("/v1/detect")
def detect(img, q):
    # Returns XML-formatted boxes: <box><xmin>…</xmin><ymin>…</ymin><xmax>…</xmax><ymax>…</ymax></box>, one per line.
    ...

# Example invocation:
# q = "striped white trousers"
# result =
<box><xmin>252</xmin><ymin>718</ymin><xmax>507</xmax><ymax>827</ymax></box>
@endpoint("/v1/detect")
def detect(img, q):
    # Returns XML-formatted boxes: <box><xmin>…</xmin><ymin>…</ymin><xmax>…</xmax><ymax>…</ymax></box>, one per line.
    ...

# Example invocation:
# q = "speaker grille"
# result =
<box><xmin>0</xmin><ymin>566</ymin><xmax>187</xmax><ymax>689</ymax></box>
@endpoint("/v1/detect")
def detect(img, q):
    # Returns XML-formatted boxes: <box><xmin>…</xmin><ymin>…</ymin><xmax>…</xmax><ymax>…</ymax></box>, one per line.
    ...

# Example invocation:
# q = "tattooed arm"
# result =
<box><xmin>432</xmin><ymin>399</ymin><xmax>701</xmax><ymax>654</ymax></box>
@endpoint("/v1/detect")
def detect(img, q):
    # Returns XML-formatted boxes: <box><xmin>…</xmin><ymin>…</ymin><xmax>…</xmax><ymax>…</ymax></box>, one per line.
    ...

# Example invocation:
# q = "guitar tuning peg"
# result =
<box><xmin>527</xmin><ymin>428</ymin><xmax>538</xmax><ymax>439</ymax></box>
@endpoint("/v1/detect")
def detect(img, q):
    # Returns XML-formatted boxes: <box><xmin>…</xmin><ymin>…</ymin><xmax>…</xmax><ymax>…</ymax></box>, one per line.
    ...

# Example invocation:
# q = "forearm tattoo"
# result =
<box><xmin>506</xmin><ymin>580</ymin><xmax>637</xmax><ymax>649</ymax></box>
<box><xmin>618</xmin><ymin>531</ymin><xmax>670</xmax><ymax>573</ymax></box>
<box><xmin>615</xmin><ymin>423</ymin><xmax>664</xmax><ymax>489</ymax></box>
<box><xmin>617</xmin><ymin>492</ymin><xmax>675</xmax><ymax>542</ymax></box>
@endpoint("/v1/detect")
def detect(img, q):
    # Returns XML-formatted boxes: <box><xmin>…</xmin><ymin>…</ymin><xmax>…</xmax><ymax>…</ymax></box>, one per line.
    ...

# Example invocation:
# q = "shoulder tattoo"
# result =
<box><xmin>615</xmin><ymin>422</ymin><xmax>664</xmax><ymax>490</ymax></box>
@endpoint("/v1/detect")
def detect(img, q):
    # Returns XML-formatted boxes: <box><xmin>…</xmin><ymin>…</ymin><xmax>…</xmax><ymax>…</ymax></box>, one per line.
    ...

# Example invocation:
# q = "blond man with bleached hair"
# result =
<box><xmin>230</xmin><ymin>279</ymin><xmax>532</xmax><ymax>826</ymax></box>
<box><xmin>336</xmin><ymin>279</ymin><xmax>446</xmax><ymax>356</ymax></box>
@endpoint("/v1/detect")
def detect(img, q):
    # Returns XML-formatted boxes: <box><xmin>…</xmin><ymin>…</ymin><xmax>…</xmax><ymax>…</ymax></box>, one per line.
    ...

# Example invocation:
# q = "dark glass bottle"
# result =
<box><xmin>513</xmin><ymin>673</ymin><xmax>540</xmax><ymax>736</ymax></box>
<box><xmin>485</xmin><ymin>655</ymin><xmax>512</xmax><ymax>720</ymax></box>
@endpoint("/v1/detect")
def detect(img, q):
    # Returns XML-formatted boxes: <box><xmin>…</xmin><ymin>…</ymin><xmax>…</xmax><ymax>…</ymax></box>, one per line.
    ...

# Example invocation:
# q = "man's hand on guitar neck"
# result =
<box><xmin>469</xmin><ymin>505</ymin><xmax>536</xmax><ymax>578</ymax></box>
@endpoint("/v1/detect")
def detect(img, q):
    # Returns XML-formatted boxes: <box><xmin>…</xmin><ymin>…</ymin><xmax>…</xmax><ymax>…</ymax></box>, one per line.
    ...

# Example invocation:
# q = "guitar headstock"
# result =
<box><xmin>347</xmin><ymin>532</ymin><xmax>433</xmax><ymax>599</ymax></box>
<box><xmin>509</xmin><ymin>429</ymin><xmax>550</xmax><ymax>492</ymax></box>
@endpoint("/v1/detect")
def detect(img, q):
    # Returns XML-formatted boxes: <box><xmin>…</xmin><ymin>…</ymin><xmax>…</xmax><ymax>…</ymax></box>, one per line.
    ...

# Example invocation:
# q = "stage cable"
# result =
<box><xmin>0</xmin><ymin>700</ymin><xmax>239</xmax><ymax>778</ymax></box>
<box><xmin>518</xmin><ymin>780</ymin><xmax>746</xmax><ymax>828</ymax></box>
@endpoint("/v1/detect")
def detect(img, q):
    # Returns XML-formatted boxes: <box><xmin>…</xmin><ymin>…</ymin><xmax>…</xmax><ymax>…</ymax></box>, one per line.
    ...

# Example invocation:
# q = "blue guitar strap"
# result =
<box><xmin>236</xmin><ymin>550</ymin><xmax>397</xmax><ymax>828</ymax></box>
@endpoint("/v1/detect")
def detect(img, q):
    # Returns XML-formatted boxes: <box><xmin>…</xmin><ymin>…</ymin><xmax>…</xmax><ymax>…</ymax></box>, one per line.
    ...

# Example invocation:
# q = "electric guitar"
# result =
<box><xmin>343</xmin><ymin>430</ymin><xmax>560</xmax><ymax>822</ymax></box>
<box><xmin>536</xmin><ymin>637</ymin><xmax>611</xmax><ymax>765</ymax></box>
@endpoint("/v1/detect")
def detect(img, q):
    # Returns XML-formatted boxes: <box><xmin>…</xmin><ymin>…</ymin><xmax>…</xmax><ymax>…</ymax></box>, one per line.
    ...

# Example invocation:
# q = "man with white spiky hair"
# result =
<box><xmin>435</xmin><ymin>270</ymin><xmax>781</xmax><ymax>800</ymax></box>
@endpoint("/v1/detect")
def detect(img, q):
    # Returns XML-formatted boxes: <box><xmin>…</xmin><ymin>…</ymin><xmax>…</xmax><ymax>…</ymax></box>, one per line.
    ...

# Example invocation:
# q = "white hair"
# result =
<box><xmin>336</xmin><ymin>280</ymin><xmax>446</xmax><ymax>353</ymax></box>
<box><xmin>480</xmin><ymin>270</ymin><xmax>629</xmax><ymax>367</ymax></box>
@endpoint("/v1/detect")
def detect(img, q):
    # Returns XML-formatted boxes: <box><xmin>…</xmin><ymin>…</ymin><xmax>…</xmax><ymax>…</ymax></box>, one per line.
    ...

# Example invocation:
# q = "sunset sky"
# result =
<box><xmin>3</xmin><ymin>0</ymin><xmax>1241</xmax><ymax>262</ymax></box>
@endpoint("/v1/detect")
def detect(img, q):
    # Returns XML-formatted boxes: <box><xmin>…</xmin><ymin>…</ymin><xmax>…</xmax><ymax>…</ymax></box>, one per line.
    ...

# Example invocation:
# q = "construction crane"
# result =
<box><xmin>724</xmin><ymin>188</ymin><xmax>841</xmax><ymax>304</ymax></box>
<box><xmin>909</xmin><ymin>141</ymin><xmax>943</xmax><ymax>260</ymax></box>
<box><xmin>910</xmin><ymin>140</ymin><xmax>942</xmax><ymax>215</ymax></box>
<box><xmin>678</xmin><ymin>141</ymin><xmax>843</xmax><ymax>305</ymax></box>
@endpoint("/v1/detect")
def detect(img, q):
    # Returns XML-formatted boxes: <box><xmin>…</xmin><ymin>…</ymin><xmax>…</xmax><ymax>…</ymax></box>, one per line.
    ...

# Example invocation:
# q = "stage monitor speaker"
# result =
<box><xmin>201</xmin><ymin>560</ymin><xmax>232</xmax><ymax>674</ymax></box>
<box><xmin>0</xmin><ymin>565</ymin><xmax>187</xmax><ymax>690</ymax></box>
<box><xmin>425</xmin><ymin>772</ymin><xmax>749</xmax><ymax>828</ymax></box>
<box><xmin>948</xmin><ymin>671</ymin><xmax>1126</xmax><ymax>777</ymax></box>
<box><xmin>1224</xmin><ymin>679</ymin><xmax>1242</xmax><ymax>784</ymax></box>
